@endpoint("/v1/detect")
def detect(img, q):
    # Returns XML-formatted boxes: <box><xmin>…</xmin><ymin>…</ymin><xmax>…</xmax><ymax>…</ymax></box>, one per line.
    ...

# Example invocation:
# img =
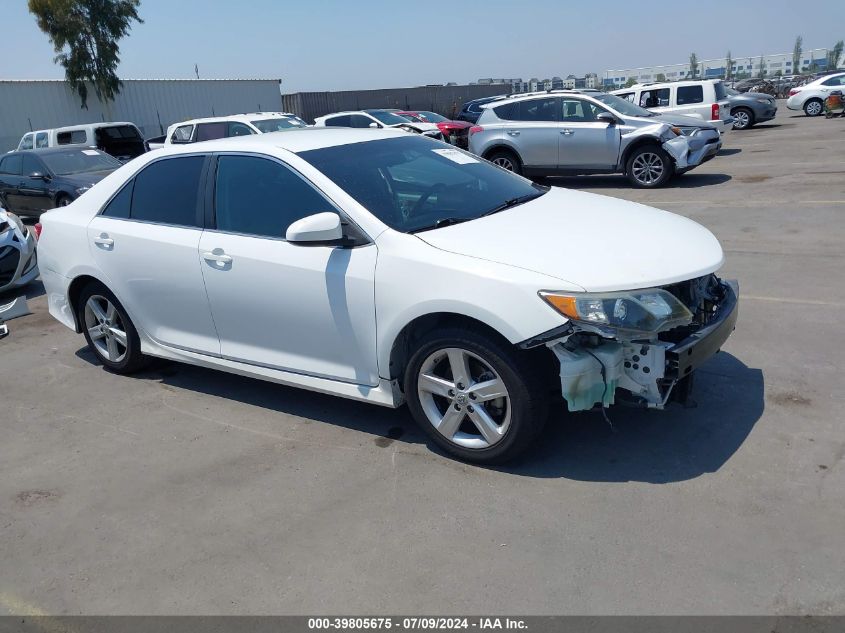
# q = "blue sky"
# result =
<box><xmin>2</xmin><ymin>0</ymin><xmax>843</xmax><ymax>93</ymax></box>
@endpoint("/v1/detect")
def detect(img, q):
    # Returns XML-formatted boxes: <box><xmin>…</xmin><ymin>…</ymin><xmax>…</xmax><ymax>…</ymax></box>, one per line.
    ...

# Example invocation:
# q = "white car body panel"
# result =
<box><xmin>416</xmin><ymin>187</ymin><xmax>724</xmax><ymax>293</ymax></box>
<box><xmin>37</xmin><ymin>129</ymin><xmax>728</xmax><ymax>409</ymax></box>
<box><xmin>786</xmin><ymin>73</ymin><xmax>845</xmax><ymax>111</ymax></box>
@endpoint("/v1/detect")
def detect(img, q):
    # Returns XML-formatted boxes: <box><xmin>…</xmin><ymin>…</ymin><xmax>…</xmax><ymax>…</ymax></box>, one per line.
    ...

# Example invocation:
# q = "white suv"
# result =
<box><xmin>164</xmin><ymin>112</ymin><xmax>307</xmax><ymax>145</ymax></box>
<box><xmin>786</xmin><ymin>73</ymin><xmax>845</xmax><ymax>116</ymax></box>
<box><xmin>612</xmin><ymin>80</ymin><xmax>733</xmax><ymax>135</ymax></box>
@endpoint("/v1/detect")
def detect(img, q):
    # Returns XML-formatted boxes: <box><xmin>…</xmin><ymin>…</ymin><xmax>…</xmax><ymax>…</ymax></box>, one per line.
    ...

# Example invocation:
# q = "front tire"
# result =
<box><xmin>56</xmin><ymin>194</ymin><xmax>72</xmax><ymax>207</ymax></box>
<box><xmin>731</xmin><ymin>107</ymin><xmax>754</xmax><ymax>130</ymax></box>
<box><xmin>626</xmin><ymin>145</ymin><xmax>674</xmax><ymax>188</ymax></box>
<box><xmin>804</xmin><ymin>98</ymin><xmax>823</xmax><ymax>117</ymax></box>
<box><xmin>77</xmin><ymin>282</ymin><xmax>149</xmax><ymax>374</ymax></box>
<box><xmin>404</xmin><ymin>327</ymin><xmax>548</xmax><ymax>464</ymax></box>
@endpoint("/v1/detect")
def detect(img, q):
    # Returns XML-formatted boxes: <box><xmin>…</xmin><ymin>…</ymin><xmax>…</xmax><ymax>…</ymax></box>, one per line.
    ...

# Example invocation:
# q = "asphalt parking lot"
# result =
<box><xmin>1</xmin><ymin>105</ymin><xmax>843</xmax><ymax>615</ymax></box>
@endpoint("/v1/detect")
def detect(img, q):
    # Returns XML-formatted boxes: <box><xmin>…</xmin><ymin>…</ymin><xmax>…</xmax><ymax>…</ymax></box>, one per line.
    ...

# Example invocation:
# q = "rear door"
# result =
<box><xmin>674</xmin><ymin>85</ymin><xmax>708</xmax><ymax>119</ymax></box>
<box><xmin>87</xmin><ymin>154</ymin><xmax>220</xmax><ymax>354</ymax></box>
<box><xmin>557</xmin><ymin>98</ymin><xmax>621</xmax><ymax>169</ymax></box>
<box><xmin>500</xmin><ymin>97</ymin><xmax>560</xmax><ymax>168</ymax></box>
<box><xmin>0</xmin><ymin>154</ymin><xmax>24</xmax><ymax>212</ymax></box>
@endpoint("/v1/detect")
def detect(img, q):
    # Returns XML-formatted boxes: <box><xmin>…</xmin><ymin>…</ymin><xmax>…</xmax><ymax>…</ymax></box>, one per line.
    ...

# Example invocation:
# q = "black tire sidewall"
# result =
<box><xmin>77</xmin><ymin>282</ymin><xmax>147</xmax><ymax>374</ymax></box>
<box><xmin>804</xmin><ymin>99</ymin><xmax>823</xmax><ymax>116</ymax></box>
<box><xmin>626</xmin><ymin>145</ymin><xmax>674</xmax><ymax>188</ymax></box>
<box><xmin>403</xmin><ymin>327</ymin><xmax>547</xmax><ymax>465</ymax></box>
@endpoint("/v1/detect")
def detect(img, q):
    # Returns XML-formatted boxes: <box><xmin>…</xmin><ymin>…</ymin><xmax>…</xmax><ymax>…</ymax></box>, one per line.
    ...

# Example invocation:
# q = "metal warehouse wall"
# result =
<box><xmin>283</xmin><ymin>84</ymin><xmax>511</xmax><ymax>123</ymax></box>
<box><xmin>0</xmin><ymin>79</ymin><xmax>282</xmax><ymax>151</ymax></box>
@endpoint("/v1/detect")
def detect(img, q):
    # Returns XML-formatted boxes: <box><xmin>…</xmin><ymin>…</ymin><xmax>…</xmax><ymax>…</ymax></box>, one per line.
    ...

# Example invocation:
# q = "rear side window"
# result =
<box><xmin>170</xmin><ymin>125</ymin><xmax>194</xmax><ymax>143</ymax></box>
<box><xmin>677</xmin><ymin>85</ymin><xmax>704</xmax><ymax>105</ymax></box>
<box><xmin>130</xmin><ymin>156</ymin><xmax>205</xmax><ymax>227</ymax></box>
<box><xmin>57</xmin><ymin>130</ymin><xmax>87</xmax><ymax>145</ymax></box>
<box><xmin>324</xmin><ymin>115</ymin><xmax>351</xmax><ymax>127</ymax></box>
<box><xmin>214</xmin><ymin>155</ymin><xmax>334</xmax><ymax>238</ymax></box>
<box><xmin>0</xmin><ymin>155</ymin><xmax>23</xmax><ymax>175</ymax></box>
<box><xmin>822</xmin><ymin>75</ymin><xmax>845</xmax><ymax>86</ymax></box>
<box><xmin>102</xmin><ymin>181</ymin><xmax>134</xmax><ymax>219</ymax></box>
<box><xmin>196</xmin><ymin>122</ymin><xmax>227</xmax><ymax>141</ymax></box>
<box><xmin>492</xmin><ymin>102</ymin><xmax>518</xmax><ymax>120</ymax></box>
<box><xmin>515</xmin><ymin>98</ymin><xmax>558</xmax><ymax>122</ymax></box>
<box><xmin>349</xmin><ymin>115</ymin><xmax>374</xmax><ymax>128</ymax></box>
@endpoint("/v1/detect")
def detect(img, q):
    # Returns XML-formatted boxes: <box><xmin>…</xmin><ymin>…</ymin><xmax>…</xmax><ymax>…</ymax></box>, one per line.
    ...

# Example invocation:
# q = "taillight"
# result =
<box><xmin>469</xmin><ymin>126</ymin><xmax>483</xmax><ymax>135</ymax></box>
<box><xmin>34</xmin><ymin>222</ymin><xmax>42</xmax><ymax>240</ymax></box>
<box><xmin>711</xmin><ymin>103</ymin><xmax>720</xmax><ymax>120</ymax></box>
<box><xmin>788</xmin><ymin>88</ymin><xmax>799</xmax><ymax>97</ymax></box>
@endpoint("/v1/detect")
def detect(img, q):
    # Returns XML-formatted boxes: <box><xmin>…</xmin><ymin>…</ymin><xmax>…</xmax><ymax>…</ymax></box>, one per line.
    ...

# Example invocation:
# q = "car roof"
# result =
<box><xmin>152</xmin><ymin>127</ymin><xmax>409</xmax><ymax>155</ymax></box>
<box><xmin>173</xmin><ymin>112</ymin><xmax>300</xmax><ymax>126</ymax></box>
<box><xmin>8</xmin><ymin>147</ymin><xmax>105</xmax><ymax>156</ymax></box>
<box><xmin>479</xmin><ymin>90</ymin><xmax>602</xmax><ymax>109</ymax></box>
<box><xmin>620</xmin><ymin>79</ymin><xmax>720</xmax><ymax>90</ymax></box>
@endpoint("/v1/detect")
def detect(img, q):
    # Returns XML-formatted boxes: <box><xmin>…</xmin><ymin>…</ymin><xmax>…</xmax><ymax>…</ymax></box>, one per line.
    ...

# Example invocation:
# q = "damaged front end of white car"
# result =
<box><xmin>526</xmin><ymin>275</ymin><xmax>738</xmax><ymax>411</ymax></box>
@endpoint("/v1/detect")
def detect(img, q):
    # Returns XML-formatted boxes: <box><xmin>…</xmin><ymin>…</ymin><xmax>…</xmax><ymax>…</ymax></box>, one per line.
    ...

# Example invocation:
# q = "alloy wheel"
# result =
<box><xmin>733</xmin><ymin>110</ymin><xmax>750</xmax><ymax>129</ymax></box>
<box><xmin>84</xmin><ymin>295</ymin><xmax>128</xmax><ymax>363</ymax></box>
<box><xmin>631</xmin><ymin>152</ymin><xmax>665</xmax><ymax>186</ymax></box>
<box><xmin>416</xmin><ymin>347</ymin><xmax>511</xmax><ymax>449</ymax></box>
<box><xmin>806</xmin><ymin>100</ymin><xmax>822</xmax><ymax>116</ymax></box>
<box><xmin>492</xmin><ymin>156</ymin><xmax>515</xmax><ymax>171</ymax></box>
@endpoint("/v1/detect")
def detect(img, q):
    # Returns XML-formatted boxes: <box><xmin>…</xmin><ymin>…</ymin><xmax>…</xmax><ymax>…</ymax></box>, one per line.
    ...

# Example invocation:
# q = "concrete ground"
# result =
<box><xmin>1</xmin><ymin>106</ymin><xmax>843</xmax><ymax>615</ymax></box>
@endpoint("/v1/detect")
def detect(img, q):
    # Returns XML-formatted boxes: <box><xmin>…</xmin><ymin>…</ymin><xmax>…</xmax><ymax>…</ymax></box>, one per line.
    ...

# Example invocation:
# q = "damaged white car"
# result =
<box><xmin>37</xmin><ymin>130</ymin><xmax>737</xmax><ymax>464</ymax></box>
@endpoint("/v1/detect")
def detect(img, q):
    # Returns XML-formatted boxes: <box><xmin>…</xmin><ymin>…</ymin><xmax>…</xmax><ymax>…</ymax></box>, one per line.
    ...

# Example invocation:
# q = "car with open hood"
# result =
<box><xmin>37</xmin><ymin>129</ymin><xmax>738</xmax><ymax>464</ymax></box>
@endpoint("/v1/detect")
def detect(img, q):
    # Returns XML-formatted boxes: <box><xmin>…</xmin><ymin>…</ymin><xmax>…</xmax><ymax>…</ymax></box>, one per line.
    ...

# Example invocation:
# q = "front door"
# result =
<box><xmin>199</xmin><ymin>154</ymin><xmax>379</xmax><ymax>385</ymax></box>
<box><xmin>87</xmin><ymin>154</ymin><xmax>220</xmax><ymax>355</ymax></box>
<box><xmin>557</xmin><ymin>98</ymin><xmax>621</xmax><ymax>170</ymax></box>
<box><xmin>18</xmin><ymin>154</ymin><xmax>53</xmax><ymax>215</ymax></box>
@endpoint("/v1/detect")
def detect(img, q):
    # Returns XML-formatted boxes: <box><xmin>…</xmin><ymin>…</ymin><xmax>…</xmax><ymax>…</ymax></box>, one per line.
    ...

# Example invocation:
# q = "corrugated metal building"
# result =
<box><xmin>0</xmin><ymin>78</ymin><xmax>282</xmax><ymax>151</ymax></box>
<box><xmin>283</xmin><ymin>84</ymin><xmax>510</xmax><ymax>123</ymax></box>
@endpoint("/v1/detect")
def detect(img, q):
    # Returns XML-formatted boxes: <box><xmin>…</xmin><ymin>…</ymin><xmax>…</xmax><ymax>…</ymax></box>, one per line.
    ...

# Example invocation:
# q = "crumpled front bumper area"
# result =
<box><xmin>0</xmin><ymin>211</ymin><xmax>38</xmax><ymax>294</ymax></box>
<box><xmin>548</xmin><ymin>278</ymin><xmax>738</xmax><ymax>412</ymax></box>
<box><xmin>663</xmin><ymin>129</ymin><xmax>722</xmax><ymax>171</ymax></box>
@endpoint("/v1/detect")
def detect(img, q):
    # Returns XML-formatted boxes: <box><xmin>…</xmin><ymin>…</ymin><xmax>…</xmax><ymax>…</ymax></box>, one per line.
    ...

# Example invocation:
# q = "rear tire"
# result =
<box><xmin>403</xmin><ymin>327</ymin><xmax>548</xmax><ymax>465</ymax></box>
<box><xmin>804</xmin><ymin>98</ymin><xmax>823</xmax><ymax>117</ymax></box>
<box><xmin>626</xmin><ymin>145</ymin><xmax>674</xmax><ymax>188</ymax></box>
<box><xmin>55</xmin><ymin>194</ymin><xmax>72</xmax><ymax>207</ymax></box>
<box><xmin>486</xmin><ymin>149</ymin><xmax>523</xmax><ymax>176</ymax></box>
<box><xmin>731</xmin><ymin>107</ymin><xmax>754</xmax><ymax>130</ymax></box>
<box><xmin>77</xmin><ymin>282</ymin><xmax>149</xmax><ymax>374</ymax></box>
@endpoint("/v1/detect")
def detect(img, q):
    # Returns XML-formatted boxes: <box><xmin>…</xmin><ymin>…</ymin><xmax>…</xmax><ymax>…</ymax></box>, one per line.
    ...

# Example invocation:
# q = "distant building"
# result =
<box><xmin>603</xmin><ymin>48</ymin><xmax>833</xmax><ymax>87</ymax></box>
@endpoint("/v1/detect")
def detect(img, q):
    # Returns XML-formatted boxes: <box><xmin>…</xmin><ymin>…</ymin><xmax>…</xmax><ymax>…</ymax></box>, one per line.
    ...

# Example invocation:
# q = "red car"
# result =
<box><xmin>395</xmin><ymin>111</ymin><xmax>472</xmax><ymax>148</ymax></box>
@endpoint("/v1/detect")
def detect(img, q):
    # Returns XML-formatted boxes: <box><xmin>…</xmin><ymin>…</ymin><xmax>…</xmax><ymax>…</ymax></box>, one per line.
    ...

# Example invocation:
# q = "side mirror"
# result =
<box><xmin>286</xmin><ymin>212</ymin><xmax>343</xmax><ymax>245</ymax></box>
<box><xmin>368</xmin><ymin>122</ymin><xmax>380</xmax><ymax>129</ymax></box>
<box><xmin>596</xmin><ymin>112</ymin><xmax>617</xmax><ymax>125</ymax></box>
<box><xmin>29</xmin><ymin>171</ymin><xmax>50</xmax><ymax>181</ymax></box>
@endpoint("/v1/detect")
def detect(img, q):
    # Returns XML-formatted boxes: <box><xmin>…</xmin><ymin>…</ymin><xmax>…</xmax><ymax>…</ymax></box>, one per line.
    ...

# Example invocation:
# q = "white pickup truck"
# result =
<box><xmin>613</xmin><ymin>79</ymin><xmax>734</xmax><ymax>135</ymax></box>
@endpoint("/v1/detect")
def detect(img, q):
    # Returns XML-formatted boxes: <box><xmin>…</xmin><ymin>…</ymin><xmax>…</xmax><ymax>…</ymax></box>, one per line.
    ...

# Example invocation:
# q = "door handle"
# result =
<box><xmin>93</xmin><ymin>233</ymin><xmax>114</xmax><ymax>248</ymax></box>
<box><xmin>202</xmin><ymin>250</ymin><xmax>233</xmax><ymax>265</ymax></box>
<box><xmin>506</xmin><ymin>130</ymin><xmax>521</xmax><ymax>136</ymax></box>
<box><xmin>560</xmin><ymin>129</ymin><xmax>574</xmax><ymax>135</ymax></box>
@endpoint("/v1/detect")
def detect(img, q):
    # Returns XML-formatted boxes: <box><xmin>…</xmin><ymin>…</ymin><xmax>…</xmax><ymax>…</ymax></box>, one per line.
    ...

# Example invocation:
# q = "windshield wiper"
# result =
<box><xmin>480</xmin><ymin>189</ymin><xmax>548</xmax><ymax>217</ymax></box>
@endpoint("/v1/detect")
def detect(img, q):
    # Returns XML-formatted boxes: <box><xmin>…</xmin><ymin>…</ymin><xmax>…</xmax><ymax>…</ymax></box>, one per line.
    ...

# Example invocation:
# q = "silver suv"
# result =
<box><xmin>469</xmin><ymin>91</ymin><xmax>721</xmax><ymax>187</ymax></box>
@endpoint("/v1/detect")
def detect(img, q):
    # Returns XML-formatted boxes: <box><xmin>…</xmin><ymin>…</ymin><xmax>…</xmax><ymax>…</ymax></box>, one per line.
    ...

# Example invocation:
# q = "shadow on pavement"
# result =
<box><xmin>718</xmin><ymin>148</ymin><xmax>742</xmax><ymax>156</ymax></box>
<box><xmin>504</xmin><ymin>352</ymin><xmax>763</xmax><ymax>483</ymax></box>
<box><xmin>76</xmin><ymin>347</ymin><xmax>762</xmax><ymax>483</ymax></box>
<box><xmin>543</xmin><ymin>173</ymin><xmax>731</xmax><ymax>189</ymax></box>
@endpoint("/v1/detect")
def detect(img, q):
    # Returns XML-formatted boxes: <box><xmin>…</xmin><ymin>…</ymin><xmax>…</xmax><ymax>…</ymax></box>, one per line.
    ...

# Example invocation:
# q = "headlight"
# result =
<box><xmin>74</xmin><ymin>186</ymin><xmax>91</xmax><ymax>195</ymax></box>
<box><xmin>755</xmin><ymin>98</ymin><xmax>771</xmax><ymax>103</ymax></box>
<box><xmin>539</xmin><ymin>288</ymin><xmax>693</xmax><ymax>334</ymax></box>
<box><xmin>677</xmin><ymin>126</ymin><xmax>700</xmax><ymax>136</ymax></box>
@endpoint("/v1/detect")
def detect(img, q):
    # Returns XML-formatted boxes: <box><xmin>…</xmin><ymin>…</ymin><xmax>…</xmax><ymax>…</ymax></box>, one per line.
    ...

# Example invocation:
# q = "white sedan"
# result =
<box><xmin>37</xmin><ymin>129</ymin><xmax>738</xmax><ymax>464</ymax></box>
<box><xmin>786</xmin><ymin>72</ymin><xmax>845</xmax><ymax>116</ymax></box>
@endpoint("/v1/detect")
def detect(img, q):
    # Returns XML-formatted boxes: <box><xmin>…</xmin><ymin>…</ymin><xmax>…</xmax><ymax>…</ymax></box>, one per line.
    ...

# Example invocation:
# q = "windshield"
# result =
<box><xmin>366</xmin><ymin>110</ymin><xmax>413</xmax><ymax>126</ymax></box>
<box><xmin>298</xmin><ymin>136</ymin><xmax>546</xmax><ymax>233</ymax></box>
<box><xmin>251</xmin><ymin>117</ymin><xmax>307</xmax><ymax>133</ymax></box>
<box><xmin>40</xmin><ymin>149</ymin><xmax>121</xmax><ymax>175</ymax></box>
<box><xmin>418</xmin><ymin>111</ymin><xmax>448</xmax><ymax>122</ymax></box>
<box><xmin>591</xmin><ymin>93</ymin><xmax>656</xmax><ymax>117</ymax></box>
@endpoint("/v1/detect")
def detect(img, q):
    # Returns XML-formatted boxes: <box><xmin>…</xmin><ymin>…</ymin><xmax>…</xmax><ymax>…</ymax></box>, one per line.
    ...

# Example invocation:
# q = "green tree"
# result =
<box><xmin>725</xmin><ymin>50</ymin><xmax>733</xmax><ymax>80</ymax></box>
<box><xmin>757</xmin><ymin>54</ymin><xmax>766</xmax><ymax>78</ymax></box>
<box><xmin>829</xmin><ymin>40</ymin><xmax>844</xmax><ymax>69</ymax></box>
<box><xmin>688</xmin><ymin>52</ymin><xmax>699</xmax><ymax>79</ymax></box>
<box><xmin>655</xmin><ymin>73</ymin><xmax>666</xmax><ymax>82</ymax></box>
<box><xmin>792</xmin><ymin>35</ymin><xmax>803</xmax><ymax>74</ymax></box>
<box><xmin>28</xmin><ymin>0</ymin><xmax>143</xmax><ymax>109</ymax></box>
<box><xmin>624</xmin><ymin>77</ymin><xmax>637</xmax><ymax>88</ymax></box>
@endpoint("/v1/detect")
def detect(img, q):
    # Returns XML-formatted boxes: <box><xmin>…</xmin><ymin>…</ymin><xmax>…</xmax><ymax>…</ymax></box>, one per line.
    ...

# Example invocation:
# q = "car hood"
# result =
<box><xmin>57</xmin><ymin>170</ymin><xmax>115</xmax><ymax>188</ymax></box>
<box><xmin>653</xmin><ymin>112</ymin><xmax>718</xmax><ymax>129</ymax></box>
<box><xmin>390</xmin><ymin>121</ymin><xmax>440</xmax><ymax>133</ymax></box>
<box><xmin>415</xmin><ymin>187</ymin><xmax>724</xmax><ymax>292</ymax></box>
